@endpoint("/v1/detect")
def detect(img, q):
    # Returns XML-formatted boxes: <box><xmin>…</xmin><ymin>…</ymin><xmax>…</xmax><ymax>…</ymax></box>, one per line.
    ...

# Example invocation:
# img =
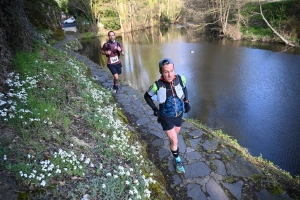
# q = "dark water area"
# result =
<box><xmin>79</xmin><ymin>25</ymin><xmax>300</xmax><ymax>176</ymax></box>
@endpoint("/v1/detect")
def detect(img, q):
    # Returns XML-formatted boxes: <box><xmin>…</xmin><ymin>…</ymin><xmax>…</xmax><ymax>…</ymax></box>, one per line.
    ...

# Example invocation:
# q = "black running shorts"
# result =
<box><xmin>107</xmin><ymin>63</ymin><xmax>122</xmax><ymax>75</ymax></box>
<box><xmin>159</xmin><ymin>113</ymin><xmax>183</xmax><ymax>131</ymax></box>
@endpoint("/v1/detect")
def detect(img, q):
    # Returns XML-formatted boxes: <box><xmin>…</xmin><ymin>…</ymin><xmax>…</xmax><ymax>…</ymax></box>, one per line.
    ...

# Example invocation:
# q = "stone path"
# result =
<box><xmin>54</xmin><ymin>35</ymin><xmax>293</xmax><ymax>200</ymax></box>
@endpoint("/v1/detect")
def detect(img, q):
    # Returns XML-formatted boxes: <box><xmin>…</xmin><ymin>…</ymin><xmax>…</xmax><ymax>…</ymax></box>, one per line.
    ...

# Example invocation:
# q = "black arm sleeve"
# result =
<box><xmin>144</xmin><ymin>92</ymin><xmax>158</xmax><ymax>111</ymax></box>
<box><xmin>183</xmin><ymin>86</ymin><xmax>189</xmax><ymax>102</ymax></box>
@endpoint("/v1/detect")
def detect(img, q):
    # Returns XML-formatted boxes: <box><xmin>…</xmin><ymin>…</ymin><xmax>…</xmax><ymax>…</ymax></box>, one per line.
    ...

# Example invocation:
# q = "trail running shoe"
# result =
<box><xmin>113</xmin><ymin>85</ymin><xmax>119</xmax><ymax>90</ymax></box>
<box><xmin>174</xmin><ymin>159</ymin><xmax>185</xmax><ymax>173</ymax></box>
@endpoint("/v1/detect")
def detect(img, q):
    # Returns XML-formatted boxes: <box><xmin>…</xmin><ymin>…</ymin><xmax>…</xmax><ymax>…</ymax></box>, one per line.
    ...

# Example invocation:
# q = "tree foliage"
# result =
<box><xmin>56</xmin><ymin>0</ymin><xmax>182</xmax><ymax>31</ymax></box>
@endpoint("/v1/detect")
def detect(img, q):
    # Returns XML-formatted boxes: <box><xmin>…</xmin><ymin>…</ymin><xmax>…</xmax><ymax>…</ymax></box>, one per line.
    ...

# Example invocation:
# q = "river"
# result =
<box><xmin>79</xmin><ymin>25</ymin><xmax>300</xmax><ymax>176</ymax></box>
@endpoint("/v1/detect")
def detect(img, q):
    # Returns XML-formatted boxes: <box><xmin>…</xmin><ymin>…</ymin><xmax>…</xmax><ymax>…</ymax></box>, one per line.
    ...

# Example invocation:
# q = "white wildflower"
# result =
<box><xmin>41</xmin><ymin>180</ymin><xmax>46</xmax><ymax>187</ymax></box>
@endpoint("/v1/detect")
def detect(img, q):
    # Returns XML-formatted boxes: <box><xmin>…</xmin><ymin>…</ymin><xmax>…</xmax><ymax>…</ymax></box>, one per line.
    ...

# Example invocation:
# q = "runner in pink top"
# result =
<box><xmin>101</xmin><ymin>30</ymin><xmax>124</xmax><ymax>90</ymax></box>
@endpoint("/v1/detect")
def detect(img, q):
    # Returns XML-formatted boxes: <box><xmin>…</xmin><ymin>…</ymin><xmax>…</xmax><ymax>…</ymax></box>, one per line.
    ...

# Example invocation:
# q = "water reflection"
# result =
<box><xmin>79</xmin><ymin>25</ymin><xmax>300</xmax><ymax>176</ymax></box>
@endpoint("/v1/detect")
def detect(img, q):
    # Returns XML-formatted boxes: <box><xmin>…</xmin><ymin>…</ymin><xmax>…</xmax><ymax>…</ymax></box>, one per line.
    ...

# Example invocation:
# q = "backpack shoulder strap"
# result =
<box><xmin>176</xmin><ymin>75</ymin><xmax>184</xmax><ymax>87</ymax></box>
<box><xmin>106</xmin><ymin>42</ymin><xmax>110</xmax><ymax>50</ymax></box>
<box><xmin>178</xmin><ymin>75</ymin><xmax>187</xmax><ymax>87</ymax></box>
<box><xmin>155</xmin><ymin>79</ymin><xmax>165</xmax><ymax>88</ymax></box>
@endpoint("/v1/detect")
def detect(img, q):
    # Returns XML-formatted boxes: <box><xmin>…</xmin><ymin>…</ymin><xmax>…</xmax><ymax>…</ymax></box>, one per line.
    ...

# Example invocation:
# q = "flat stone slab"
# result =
<box><xmin>151</xmin><ymin>139</ymin><xmax>164</xmax><ymax>146</ymax></box>
<box><xmin>222</xmin><ymin>180</ymin><xmax>243</xmax><ymax>200</ymax></box>
<box><xmin>178</xmin><ymin>134</ymin><xmax>187</xmax><ymax>153</ymax></box>
<box><xmin>206</xmin><ymin>178</ymin><xmax>229</xmax><ymax>200</ymax></box>
<box><xmin>136</xmin><ymin>117</ymin><xmax>151</xmax><ymax>126</ymax></box>
<box><xmin>181</xmin><ymin>122</ymin><xmax>194</xmax><ymax>129</ymax></box>
<box><xmin>256</xmin><ymin>189</ymin><xmax>293</xmax><ymax>200</ymax></box>
<box><xmin>149</xmin><ymin>130</ymin><xmax>164</xmax><ymax>138</ymax></box>
<box><xmin>123</xmin><ymin>105</ymin><xmax>134</xmax><ymax>113</ymax></box>
<box><xmin>186</xmin><ymin>151</ymin><xmax>202</xmax><ymax>161</ymax></box>
<box><xmin>203</xmin><ymin>139</ymin><xmax>218</xmax><ymax>151</ymax></box>
<box><xmin>172</xmin><ymin>174</ymin><xmax>182</xmax><ymax>185</ymax></box>
<box><xmin>227</xmin><ymin>157</ymin><xmax>262</xmax><ymax>177</ymax></box>
<box><xmin>188</xmin><ymin>130</ymin><xmax>203</xmax><ymax>138</ymax></box>
<box><xmin>120</xmin><ymin>86</ymin><xmax>132</xmax><ymax>91</ymax></box>
<box><xmin>127</xmin><ymin>89</ymin><xmax>139</xmax><ymax>95</ymax></box>
<box><xmin>212</xmin><ymin>159</ymin><xmax>227</xmax><ymax>176</ymax></box>
<box><xmin>189</xmin><ymin>138</ymin><xmax>201</xmax><ymax>149</ymax></box>
<box><xmin>118</xmin><ymin>98</ymin><xmax>131</xmax><ymax>104</ymax></box>
<box><xmin>187</xmin><ymin>184</ymin><xmax>207</xmax><ymax>200</ymax></box>
<box><xmin>132</xmin><ymin>99</ymin><xmax>143</xmax><ymax>106</ymax></box>
<box><xmin>158</xmin><ymin>147</ymin><xmax>170</xmax><ymax>159</ymax></box>
<box><xmin>184</xmin><ymin>161</ymin><xmax>211</xmax><ymax>179</ymax></box>
<box><xmin>220</xmin><ymin>148</ymin><xmax>235</xmax><ymax>158</ymax></box>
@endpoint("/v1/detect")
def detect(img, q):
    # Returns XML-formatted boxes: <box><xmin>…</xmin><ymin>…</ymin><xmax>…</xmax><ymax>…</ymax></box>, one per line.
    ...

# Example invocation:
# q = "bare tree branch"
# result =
<box><xmin>259</xmin><ymin>3</ymin><xmax>295</xmax><ymax>47</ymax></box>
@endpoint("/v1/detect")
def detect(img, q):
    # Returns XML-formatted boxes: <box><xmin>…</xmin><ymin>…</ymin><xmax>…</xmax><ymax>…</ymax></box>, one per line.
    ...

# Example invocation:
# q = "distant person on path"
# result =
<box><xmin>144</xmin><ymin>58</ymin><xmax>191</xmax><ymax>173</ymax></box>
<box><xmin>101</xmin><ymin>30</ymin><xmax>124</xmax><ymax>90</ymax></box>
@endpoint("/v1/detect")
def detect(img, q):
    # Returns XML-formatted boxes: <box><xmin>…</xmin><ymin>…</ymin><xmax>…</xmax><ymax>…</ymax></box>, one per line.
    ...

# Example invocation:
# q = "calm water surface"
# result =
<box><xmin>79</xmin><ymin>26</ymin><xmax>300</xmax><ymax>176</ymax></box>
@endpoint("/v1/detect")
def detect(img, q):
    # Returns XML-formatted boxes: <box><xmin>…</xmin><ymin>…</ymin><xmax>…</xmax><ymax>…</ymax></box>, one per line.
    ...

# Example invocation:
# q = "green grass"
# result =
<box><xmin>0</xmin><ymin>41</ymin><xmax>169</xmax><ymax>199</ymax></box>
<box><xmin>240</xmin><ymin>0</ymin><xmax>300</xmax><ymax>43</ymax></box>
<box><xmin>80</xmin><ymin>31</ymin><xmax>97</xmax><ymax>39</ymax></box>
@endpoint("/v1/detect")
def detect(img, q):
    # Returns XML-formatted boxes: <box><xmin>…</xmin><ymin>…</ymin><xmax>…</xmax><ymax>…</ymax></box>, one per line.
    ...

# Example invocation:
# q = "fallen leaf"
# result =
<box><xmin>28</xmin><ymin>149</ymin><xmax>35</xmax><ymax>154</ymax></box>
<box><xmin>71</xmin><ymin>176</ymin><xmax>83</xmax><ymax>180</ymax></box>
<box><xmin>50</xmin><ymin>178</ymin><xmax>58</xmax><ymax>184</ymax></box>
<box><xmin>29</xmin><ymin>183</ymin><xmax>36</xmax><ymax>191</ymax></box>
<box><xmin>59</xmin><ymin>181</ymin><xmax>66</xmax><ymax>186</ymax></box>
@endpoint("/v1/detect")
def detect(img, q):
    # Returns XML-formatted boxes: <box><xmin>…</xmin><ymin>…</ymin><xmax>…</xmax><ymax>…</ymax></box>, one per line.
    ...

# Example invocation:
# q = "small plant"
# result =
<box><xmin>267</xmin><ymin>183</ymin><xmax>284</xmax><ymax>195</ymax></box>
<box><xmin>224</xmin><ymin>177</ymin><xmax>235</xmax><ymax>183</ymax></box>
<box><xmin>210</xmin><ymin>162</ymin><xmax>217</xmax><ymax>171</ymax></box>
<box><xmin>251</xmin><ymin>174</ymin><xmax>265</xmax><ymax>183</ymax></box>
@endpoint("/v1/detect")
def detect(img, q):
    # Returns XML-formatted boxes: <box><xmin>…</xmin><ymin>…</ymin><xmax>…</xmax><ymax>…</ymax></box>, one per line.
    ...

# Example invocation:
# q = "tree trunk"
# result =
<box><xmin>259</xmin><ymin>3</ymin><xmax>295</xmax><ymax>47</ymax></box>
<box><xmin>116</xmin><ymin>0</ymin><xmax>124</xmax><ymax>32</ymax></box>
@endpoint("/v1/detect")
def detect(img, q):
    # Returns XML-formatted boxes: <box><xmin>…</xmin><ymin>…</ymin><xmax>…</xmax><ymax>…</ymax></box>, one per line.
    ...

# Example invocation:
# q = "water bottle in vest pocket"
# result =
<box><xmin>174</xmin><ymin>83</ymin><xmax>185</xmax><ymax>100</ymax></box>
<box><xmin>157</xmin><ymin>87</ymin><xmax>167</xmax><ymax>104</ymax></box>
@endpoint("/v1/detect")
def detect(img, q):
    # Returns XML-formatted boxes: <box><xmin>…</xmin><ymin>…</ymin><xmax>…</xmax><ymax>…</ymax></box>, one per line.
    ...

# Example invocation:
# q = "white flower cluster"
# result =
<box><xmin>0</xmin><ymin>70</ymin><xmax>53</xmax><ymax>123</ymax></box>
<box><xmin>71</xmin><ymin>59</ymin><xmax>158</xmax><ymax>199</ymax></box>
<box><xmin>89</xmin><ymin>88</ymin><xmax>109</xmax><ymax>104</ymax></box>
<box><xmin>54</xmin><ymin>149</ymin><xmax>91</xmax><ymax>170</ymax></box>
<box><xmin>3</xmin><ymin>55</ymin><xmax>159</xmax><ymax>198</ymax></box>
<box><xmin>18</xmin><ymin>149</ymin><xmax>91</xmax><ymax>188</ymax></box>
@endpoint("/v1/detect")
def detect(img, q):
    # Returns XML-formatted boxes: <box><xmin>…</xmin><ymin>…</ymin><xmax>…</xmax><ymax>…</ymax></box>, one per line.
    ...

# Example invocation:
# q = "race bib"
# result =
<box><xmin>110</xmin><ymin>56</ymin><xmax>119</xmax><ymax>64</ymax></box>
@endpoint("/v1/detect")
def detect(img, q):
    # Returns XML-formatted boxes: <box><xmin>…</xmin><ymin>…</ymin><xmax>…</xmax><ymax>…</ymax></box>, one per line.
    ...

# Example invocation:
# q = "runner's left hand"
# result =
<box><xmin>184</xmin><ymin>103</ymin><xmax>191</xmax><ymax>113</ymax></box>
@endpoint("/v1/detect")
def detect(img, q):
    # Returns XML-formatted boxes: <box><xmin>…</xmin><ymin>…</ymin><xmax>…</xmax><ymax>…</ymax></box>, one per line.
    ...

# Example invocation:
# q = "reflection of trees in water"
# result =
<box><xmin>79</xmin><ymin>38</ymin><xmax>107</xmax><ymax>68</ymax></box>
<box><xmin>122</xmin><ymin>26</ymin><xmax>210</xmax><ymax>45</ymax></box>
<box><xmin>80</xmin><ymin>45</ymin><xmax>93</xmax><ymax>57</ymax></box>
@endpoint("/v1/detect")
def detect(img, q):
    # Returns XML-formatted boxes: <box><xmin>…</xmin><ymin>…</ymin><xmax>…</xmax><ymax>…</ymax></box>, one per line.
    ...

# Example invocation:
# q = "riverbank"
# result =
<box><xmin>0</xmin><ymin>33</ymin><xmax>299</xmax><ymax>199</ymax></box>
<box><xmin>58</xmin><ymin>33</ymin><xmax>300</xmax><ymax>199</ymax></box>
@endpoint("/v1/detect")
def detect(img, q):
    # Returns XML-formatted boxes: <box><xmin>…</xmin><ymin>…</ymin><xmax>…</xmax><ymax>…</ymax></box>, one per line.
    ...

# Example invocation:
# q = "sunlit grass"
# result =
<box><xmin>0</xmin><ymin>41</ymin><xmax>166</xmax><ymax>199</ymax></box>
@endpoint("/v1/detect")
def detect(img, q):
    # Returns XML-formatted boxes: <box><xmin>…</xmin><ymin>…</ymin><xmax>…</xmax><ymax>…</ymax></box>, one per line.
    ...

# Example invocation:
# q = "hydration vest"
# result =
<box><xmin>155</xmin><ymin>75</ymin><xmax>185</xmax><ymax>104</ymax></box>
<box><xmin>106</xmin><ymin>41</ymin><xmax>121</xmax><ymax>57</ymax></box>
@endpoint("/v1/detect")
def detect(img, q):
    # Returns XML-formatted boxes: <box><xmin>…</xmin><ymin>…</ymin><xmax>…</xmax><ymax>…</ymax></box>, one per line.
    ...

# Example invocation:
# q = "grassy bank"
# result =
<box><xmin>0</xmin><ymin>40</ymin><xmax>170</xmax><ymax>199</ymax></box>
<box><xmin>241</xmin><ymin>0</ymin><xmax>300</xmax><ymax>44</ymax></box>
